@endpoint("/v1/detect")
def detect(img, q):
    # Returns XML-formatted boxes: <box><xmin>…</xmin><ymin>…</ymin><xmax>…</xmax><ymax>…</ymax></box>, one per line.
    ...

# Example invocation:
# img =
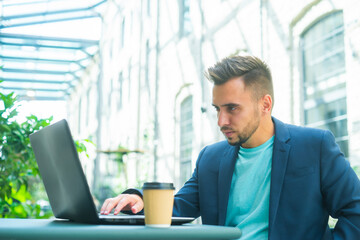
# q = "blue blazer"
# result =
<box><xmin>173</xmin><ymin>117</ymin><xmax>360</xmax><ymax>239</ymax></box>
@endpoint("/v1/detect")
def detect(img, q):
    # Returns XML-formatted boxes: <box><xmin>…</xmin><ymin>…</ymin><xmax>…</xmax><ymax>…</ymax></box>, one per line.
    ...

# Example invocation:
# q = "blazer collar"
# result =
<box><xmin>269</xmin><ymin>117</ymin><xmax>291</xmax><ymax>237</ymax></box>
<box><xmin>218</xmin><ymin>143</ymin><xmax>239</xmax><ymax>225</ymax></box>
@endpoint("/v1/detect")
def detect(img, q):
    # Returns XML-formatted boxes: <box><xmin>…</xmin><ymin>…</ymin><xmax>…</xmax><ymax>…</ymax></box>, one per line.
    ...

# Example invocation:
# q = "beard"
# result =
<box><xmin>221</xmin><ymin>109</ymin><xmax>261</xmax><ymax>147</ymax></box>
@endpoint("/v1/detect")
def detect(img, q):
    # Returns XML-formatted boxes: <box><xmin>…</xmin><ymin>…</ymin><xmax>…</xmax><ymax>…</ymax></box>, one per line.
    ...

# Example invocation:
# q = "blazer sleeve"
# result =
<box><xmin>320</xmin><ymin>130</ymin><xmax>360</xmax><ymax>239</ymax></box>
<box><xmin>172</xmin><ymin>147</ymin><xmax>207</xmax><ymax>218</ymax></box>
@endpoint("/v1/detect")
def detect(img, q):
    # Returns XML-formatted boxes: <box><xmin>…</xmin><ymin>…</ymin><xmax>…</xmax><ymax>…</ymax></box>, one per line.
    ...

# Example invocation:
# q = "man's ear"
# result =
<box><xmin>261</xmin><ymin>94</ymin><xmax>272</xmax><ymax>113</ymax></box>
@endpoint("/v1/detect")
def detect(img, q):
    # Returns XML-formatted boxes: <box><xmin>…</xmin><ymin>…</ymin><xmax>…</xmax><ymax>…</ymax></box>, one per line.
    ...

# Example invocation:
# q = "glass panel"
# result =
<box><xmin>180</xmin><ymin>96</ymin><xmax>193</xmax><ymax>185</ymax></box>
<box><xmin>0</xmin><ymin>0</ymin><xmax>102</xmax><ymax>101</ymax></box>
<box><xmin>301</xmin><ymin>11</ymin><xmax>348</xmax><ymax>158</ymax></box>
<box><xmin>179</xmin><ymin>0</ymin><xmax>192</xmax><ymax>37</ymax></box>
<box><xmin>180</xmin><ymin>161</ymin><xmax>192</xmax><ymax>185</ymax></box>
<box><xmin>305</xmin><ymin>98</ymin><xmax>347</xmax><ymax>125</ymax></box>
<box><xmin>337</xmin><ymin>140</ymin><xmax>349</xmax><ymax>158</ymax></box>
<box><xmin>303</xmin><ymin>11</ymin><xmax>345</xmax><ymax>96</ymax></box>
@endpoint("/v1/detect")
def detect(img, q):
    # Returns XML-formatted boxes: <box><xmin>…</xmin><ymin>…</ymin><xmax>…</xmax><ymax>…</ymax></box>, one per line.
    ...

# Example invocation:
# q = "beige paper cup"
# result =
<box><xmin>142</xmin><ymin>182</ymin><xmax>175</xmax><ymax>228</ymax></box>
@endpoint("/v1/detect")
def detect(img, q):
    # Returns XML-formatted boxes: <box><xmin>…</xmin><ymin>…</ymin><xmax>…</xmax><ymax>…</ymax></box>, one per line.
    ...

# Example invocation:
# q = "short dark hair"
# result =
<box><xmin>205</xmin><ymin>55</ymin><xmax>274</xmax><ymax>106</ymax></box>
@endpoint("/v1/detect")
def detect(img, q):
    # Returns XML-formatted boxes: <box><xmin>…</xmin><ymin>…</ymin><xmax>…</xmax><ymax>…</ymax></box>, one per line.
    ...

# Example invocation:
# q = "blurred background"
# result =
<box><xmin>1</xmin><ymin>0</ymin><xmax>360</xmax><ymax>218</ymax></box>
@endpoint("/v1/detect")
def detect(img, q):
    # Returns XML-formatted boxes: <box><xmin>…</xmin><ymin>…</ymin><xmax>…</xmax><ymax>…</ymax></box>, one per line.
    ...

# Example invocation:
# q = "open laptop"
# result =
<box><xmin>30</xmin><ymin>119</ymin><xmax>194</xmax><ymax>225</ymax></box>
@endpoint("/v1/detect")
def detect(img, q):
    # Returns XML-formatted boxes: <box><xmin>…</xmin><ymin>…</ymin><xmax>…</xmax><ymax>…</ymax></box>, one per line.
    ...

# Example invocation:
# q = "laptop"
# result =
<box><xmin>30</xmin><ymin>119</ymin><xmax>194</xmax><ymax>225</ymax></box>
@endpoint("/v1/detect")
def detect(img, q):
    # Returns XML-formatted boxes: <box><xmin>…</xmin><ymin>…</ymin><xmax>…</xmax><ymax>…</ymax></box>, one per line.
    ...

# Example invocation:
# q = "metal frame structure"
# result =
<box><xmin>0</xmin><ymin>0</ymin><xmax>106</xmax><ymax>101</ymax></box>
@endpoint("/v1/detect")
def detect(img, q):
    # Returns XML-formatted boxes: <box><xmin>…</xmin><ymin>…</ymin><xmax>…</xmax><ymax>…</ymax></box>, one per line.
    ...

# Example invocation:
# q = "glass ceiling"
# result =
<box><xmin>0</xmin><ymin>0</ymin><xmax>105</xmax><ymax>101</ymax></box>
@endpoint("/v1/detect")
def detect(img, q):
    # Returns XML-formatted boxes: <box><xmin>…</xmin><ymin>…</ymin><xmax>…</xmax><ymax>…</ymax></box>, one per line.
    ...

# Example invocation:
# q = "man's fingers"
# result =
<box><xmin>100</xmin><ymin>198</ymin><xmax>112</xmax><ymax>214</ymax></box>
<box><xmin>114</xmin><ymin>194</ymin><xmax>144</xmax><ymax>215</ymax></box>
<box><xmin>99</xmin><ymin>194</ymin><xmax>144</xmax><ymax>215</ymax></box>
<box><xmin>131</xmin><ymin>199</ymin><xmax>144</xmax><ymax>214</ymax></box>
<box><xmin>100</xmin><ymin>195</ymin><xmax>124</xmax><ymax>214</ymax></box>
<box><xmin>113</xmin><ymin>197</ymin><xmax>132</xmax><ymax>214</ymax></box>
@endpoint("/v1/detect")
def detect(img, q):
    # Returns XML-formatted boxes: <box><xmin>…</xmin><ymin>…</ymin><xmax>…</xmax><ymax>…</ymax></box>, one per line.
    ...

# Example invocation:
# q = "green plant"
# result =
<box><xmin>0</xmin><ymin>90</ymin><xmax>53</xmax><ymax>218</ymax></box>
<box><xmin>353</xmin><ymin>166</ymin><xmax>360</xmax><ymax>179</ymax></box>
<box><xmin>75</xmin><ymin>139</ymin><xmax>95</xmax><ymax>159</ymax></box>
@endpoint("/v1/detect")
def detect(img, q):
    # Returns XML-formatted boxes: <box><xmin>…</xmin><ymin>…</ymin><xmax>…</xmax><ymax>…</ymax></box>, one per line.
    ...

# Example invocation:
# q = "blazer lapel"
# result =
<box><xmin>218</xmin><ymin>144</ymin><xmax>239</xmax><ymax>225</ymax></box>
<box><xmin>269</xmin><ymin>118</ymin><xmax>291</xmax><ymax>237</ymax></box>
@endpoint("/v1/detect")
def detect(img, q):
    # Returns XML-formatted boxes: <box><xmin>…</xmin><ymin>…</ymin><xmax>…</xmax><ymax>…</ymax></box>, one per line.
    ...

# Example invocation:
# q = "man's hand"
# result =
<box><xmin>100</xmin><ymin>194</ymin><xmax>144</xmax><ymax>215</ymax></box>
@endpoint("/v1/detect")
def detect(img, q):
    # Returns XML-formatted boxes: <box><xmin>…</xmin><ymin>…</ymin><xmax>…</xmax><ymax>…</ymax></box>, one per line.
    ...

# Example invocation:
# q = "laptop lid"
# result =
<box><xmin>30</xmin><ymin>119</ymin><xmax>101</xmax><ymax>224</ymax></box>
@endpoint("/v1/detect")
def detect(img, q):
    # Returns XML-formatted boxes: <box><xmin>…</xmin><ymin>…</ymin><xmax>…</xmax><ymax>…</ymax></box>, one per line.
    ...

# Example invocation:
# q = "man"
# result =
<box><xmin>101</xmin><ymin>56</ymin><xmax>360</xmax><ymax>239</ymax></box>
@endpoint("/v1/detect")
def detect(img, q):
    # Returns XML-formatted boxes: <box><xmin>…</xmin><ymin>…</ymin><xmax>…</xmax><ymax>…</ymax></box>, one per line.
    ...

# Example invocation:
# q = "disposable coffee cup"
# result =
<box><xmin>142</xmin><ymin>182</ymin><xmax>175</xmax><ymax>228</ymax></box>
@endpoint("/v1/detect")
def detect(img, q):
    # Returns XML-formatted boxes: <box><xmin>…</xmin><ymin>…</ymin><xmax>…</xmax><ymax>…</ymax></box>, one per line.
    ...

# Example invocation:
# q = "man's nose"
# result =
<box><xmin>217</xmin><ymin>111</ymin><xmax>230</xmax><ymax>127</ymax></box>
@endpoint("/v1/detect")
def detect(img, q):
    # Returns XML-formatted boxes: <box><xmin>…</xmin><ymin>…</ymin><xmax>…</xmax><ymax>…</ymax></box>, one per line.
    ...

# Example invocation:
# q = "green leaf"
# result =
<box><xmin>12</xmin><ymin>204</ymin><xmax>27</xmax><ymax>218</ymax></box>
<box><xmin>11</xmin><ymin>183</ymin><xmax>31</xmax><ymax>203</ymax></box>
<box><xmin>0</xmin><ymin>124</ymin><xmax>11</xmax><ymax>132</ymax></box>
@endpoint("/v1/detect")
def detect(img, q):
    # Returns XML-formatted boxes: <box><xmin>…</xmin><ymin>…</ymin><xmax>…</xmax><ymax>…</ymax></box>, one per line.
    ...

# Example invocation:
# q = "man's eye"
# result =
<box><xmin>228</xmin><ymin>107</ymin><xmax>237</xmax><ymax>111</ymax></box>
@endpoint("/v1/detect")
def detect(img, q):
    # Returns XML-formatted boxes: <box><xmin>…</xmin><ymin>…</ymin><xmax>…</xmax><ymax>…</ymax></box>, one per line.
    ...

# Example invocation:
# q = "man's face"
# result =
<box><xmin>212</xmin><ymin>77</ymin><xmax>261</xmax><ymax>147</ymax></box>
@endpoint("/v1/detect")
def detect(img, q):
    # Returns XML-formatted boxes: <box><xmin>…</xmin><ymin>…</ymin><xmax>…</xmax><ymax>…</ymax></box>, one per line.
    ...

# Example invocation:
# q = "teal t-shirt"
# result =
<box><xmin>225</xmin><ymin>136</ymin><xmax>274</xmax><ymax>240</ymax></box>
